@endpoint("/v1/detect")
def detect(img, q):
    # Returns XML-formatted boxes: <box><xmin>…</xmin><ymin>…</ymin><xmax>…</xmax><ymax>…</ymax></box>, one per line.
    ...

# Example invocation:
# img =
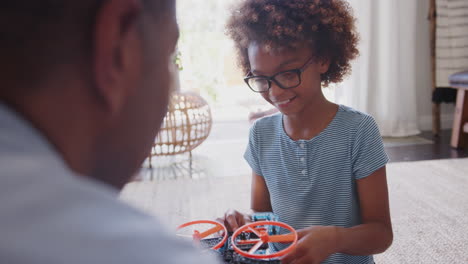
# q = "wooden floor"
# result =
<box><xmin>386</xmin><ymin>130</ymin><xmax>468</xmax><ymax>163</ymax></box>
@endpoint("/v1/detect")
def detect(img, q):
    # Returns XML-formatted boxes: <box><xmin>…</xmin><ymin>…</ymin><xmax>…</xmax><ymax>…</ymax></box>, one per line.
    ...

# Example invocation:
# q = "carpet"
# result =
<box><xmin>120</xmin><ymin>158</ymin><xmax>468</xmax><ymax>263</ymax></box>
<box><xmin>374</xmin><ymin>158</ymin><xmax>468</xmax><ymax>263</ymax></box>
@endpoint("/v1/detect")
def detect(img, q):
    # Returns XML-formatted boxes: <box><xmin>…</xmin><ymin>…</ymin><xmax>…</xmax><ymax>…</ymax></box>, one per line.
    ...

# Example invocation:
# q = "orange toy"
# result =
<box><xmin>176</xmin><ymin>220</ymin><xmax>228</xmax><ymax>250</ymax></box>
<box><xmin>231</xmin><ymin>221</ymin><xmax>297</xmax><ymax>260</ymax></box>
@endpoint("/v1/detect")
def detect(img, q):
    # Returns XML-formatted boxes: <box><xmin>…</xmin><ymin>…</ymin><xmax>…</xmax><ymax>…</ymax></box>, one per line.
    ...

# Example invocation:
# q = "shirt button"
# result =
<box><xmin>301</xmin><ymin>170</ymin><xmax>307</xmax><ymax>175</ymax></box>
<box><xmin>300</xmin><ymin>143</ymin><xmax>305</xmax><ymax>149</ymax></box>
<box><xmin>300</xmin><ymin>157</ymin><xmax>305</xmax><ymax>162</ymax></box>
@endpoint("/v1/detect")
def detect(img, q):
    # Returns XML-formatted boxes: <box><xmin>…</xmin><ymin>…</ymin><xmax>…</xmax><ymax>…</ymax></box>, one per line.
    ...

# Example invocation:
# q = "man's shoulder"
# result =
<box><xmin>0</xmin><ymin>161</ymin><xmax>219</xmax><ymax>264</ymax></box>
<box><xmin>0</xmin><ymin>157</ymin><xmax>160</xmax><ymax>237</ymax></box>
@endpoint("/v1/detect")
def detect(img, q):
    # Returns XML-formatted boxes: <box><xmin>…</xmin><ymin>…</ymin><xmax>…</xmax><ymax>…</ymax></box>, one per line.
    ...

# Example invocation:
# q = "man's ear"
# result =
<box><xmin>93</xmin><ymin>0</ymin><xmax>143</xmax><ymax>115</ymax></box>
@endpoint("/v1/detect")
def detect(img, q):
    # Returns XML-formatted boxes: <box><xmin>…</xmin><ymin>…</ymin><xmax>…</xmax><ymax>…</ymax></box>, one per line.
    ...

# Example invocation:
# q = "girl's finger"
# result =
<box><xmin>225</xmin><ymin>214</ymin><xmax>239</xmax><ymax>231</ymax></box>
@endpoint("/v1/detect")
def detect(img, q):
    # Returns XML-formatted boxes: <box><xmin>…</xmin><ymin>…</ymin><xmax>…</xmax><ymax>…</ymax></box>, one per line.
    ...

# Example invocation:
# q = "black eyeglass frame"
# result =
<box><xmin>243</xmin><ymin>58</ymin><xmax>314</xmax><ymax>93</ymax></box>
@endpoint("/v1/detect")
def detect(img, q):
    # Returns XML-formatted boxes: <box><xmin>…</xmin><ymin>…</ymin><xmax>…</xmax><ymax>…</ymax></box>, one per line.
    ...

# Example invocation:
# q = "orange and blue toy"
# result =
<box><xmin>176</xmin><ymin>213</ymin><xmax>298</xmax><ymax>264</ymax></box>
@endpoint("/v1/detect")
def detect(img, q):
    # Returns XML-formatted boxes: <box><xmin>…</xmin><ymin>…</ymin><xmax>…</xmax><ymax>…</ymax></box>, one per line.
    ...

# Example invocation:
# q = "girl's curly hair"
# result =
<box><xmin>226</xmin><ymin>0</ymin><xmax>359</xmax><ymax>86</ymax></box>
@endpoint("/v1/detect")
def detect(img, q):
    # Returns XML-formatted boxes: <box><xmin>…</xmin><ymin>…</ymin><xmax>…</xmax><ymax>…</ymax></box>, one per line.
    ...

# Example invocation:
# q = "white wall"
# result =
<box><xmin>415</xmin><ymin>0</ymin><xmax>455</xmax><ymax>131</ymax></box>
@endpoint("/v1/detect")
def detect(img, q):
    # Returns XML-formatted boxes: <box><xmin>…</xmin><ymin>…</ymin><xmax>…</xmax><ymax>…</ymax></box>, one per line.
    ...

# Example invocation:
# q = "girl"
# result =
<box><xmin>219</xmin><ymin>1</ymin><xmax>393</xmax><ymax>263</ymax></box>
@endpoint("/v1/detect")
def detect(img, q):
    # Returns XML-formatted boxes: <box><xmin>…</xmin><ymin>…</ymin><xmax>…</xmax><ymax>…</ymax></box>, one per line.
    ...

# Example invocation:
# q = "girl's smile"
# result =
<box><xmin>247</xmin><ymin>42</ymin><xmax>330</xmax><ymax>117</ymax></box>
<box><xmin>272</xmin><ymin>95</ymin><xmax>297</xmax><ymax>109</ymax></box>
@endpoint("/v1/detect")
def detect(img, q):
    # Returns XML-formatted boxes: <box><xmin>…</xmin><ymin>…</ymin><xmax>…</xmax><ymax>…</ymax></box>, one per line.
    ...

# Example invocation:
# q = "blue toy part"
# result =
<box><xmin>250</xmin><ymin>212</ymin><xmax>279</xmax><ymax>222</ymax></box>
<box><xmin>250</xmin><ymin>212</ymin><xmax>280</xmax><ymax>235</ymax></box>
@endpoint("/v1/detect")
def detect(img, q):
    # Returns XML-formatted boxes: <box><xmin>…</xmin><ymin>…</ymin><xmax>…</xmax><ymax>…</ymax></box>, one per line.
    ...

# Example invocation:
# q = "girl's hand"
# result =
<box><xmin>280</xmin><ymin>226</ymin><xmax>339</xmax><ymax>264</ymax></box>
<box><xmin>216</xmin><ymin>209</ymin><xmax>251</xmax><ymax>232</ymax></box>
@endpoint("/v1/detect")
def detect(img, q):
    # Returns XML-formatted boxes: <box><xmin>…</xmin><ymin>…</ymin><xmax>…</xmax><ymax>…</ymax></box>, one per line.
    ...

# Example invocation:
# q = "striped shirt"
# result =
<box><xmin>244</xmin><ymin>105</ymin><xmax>389</xmax><ymax>264</ymax></box>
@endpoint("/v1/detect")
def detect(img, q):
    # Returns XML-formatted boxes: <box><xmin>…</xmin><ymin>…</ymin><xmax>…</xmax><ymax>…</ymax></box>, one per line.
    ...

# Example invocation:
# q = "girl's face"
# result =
<box><xmin>247</xmin><ymin>43</ymin><xmax>330</xmax><ymax>116</ymax></box>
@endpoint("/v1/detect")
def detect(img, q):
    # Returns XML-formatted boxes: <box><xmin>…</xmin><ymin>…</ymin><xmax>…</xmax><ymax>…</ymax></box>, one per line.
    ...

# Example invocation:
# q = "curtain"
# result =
<box><xmin>335</xmin><ymin>0</ymin><xmax>422</xmax><ymax>137</ymax></box>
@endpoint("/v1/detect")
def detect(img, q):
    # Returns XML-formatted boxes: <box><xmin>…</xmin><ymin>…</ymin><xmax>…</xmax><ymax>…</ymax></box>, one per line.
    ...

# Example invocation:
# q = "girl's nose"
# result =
<box><xmin>268</xmin><ymin>81</ymin><xmax>284</xmax><ymax>99</ymax></box>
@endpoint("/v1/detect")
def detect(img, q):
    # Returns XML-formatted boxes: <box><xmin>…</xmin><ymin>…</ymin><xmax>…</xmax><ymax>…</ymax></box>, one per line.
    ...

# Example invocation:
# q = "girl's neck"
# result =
<box><xmin>283</xmin><ymin>96</ymin><xmax>338</xmax><ymax>141</ymax></box>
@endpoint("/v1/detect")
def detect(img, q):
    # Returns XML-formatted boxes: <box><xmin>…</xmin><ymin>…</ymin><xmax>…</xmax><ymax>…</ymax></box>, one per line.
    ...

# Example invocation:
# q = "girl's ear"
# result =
<box><xmin>318</xmin><ymin>59</ymin><xmax>331</xmax><ymax>74</ymax></box>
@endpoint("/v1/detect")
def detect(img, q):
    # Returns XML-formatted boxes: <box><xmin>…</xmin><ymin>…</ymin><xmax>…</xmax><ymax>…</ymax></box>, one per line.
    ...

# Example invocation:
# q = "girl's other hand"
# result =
<box><xmin>280</xmin><ymin>226</ymin><xmax>339</xmax><ymax>264</ymax></box>
<box><xmin>216</xmin><ymin>209</ymin><xmax>252</xmax><ymax>232</ymax></box>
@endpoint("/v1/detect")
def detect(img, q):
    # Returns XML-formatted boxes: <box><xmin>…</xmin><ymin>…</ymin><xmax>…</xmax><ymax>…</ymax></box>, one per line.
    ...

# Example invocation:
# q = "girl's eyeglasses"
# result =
<box><xmin>244</xmin><ymin>58</ymin><xmax>314</xmax><ymax>93</ymax></box>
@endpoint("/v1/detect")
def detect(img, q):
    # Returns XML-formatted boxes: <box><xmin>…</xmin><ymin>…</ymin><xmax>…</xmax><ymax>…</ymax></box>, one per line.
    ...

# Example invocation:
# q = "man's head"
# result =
<box><xmin>0</xmin><ymin>0</ymin><xmax>179</xmax><ymax>189</ymax></box>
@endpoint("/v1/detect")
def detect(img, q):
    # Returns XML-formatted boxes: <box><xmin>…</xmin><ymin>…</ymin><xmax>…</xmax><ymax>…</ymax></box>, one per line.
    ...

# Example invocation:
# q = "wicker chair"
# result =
<box><xmin>148</xmin><ymin>91</ymin><xmax>212</xmax><ymax>168</ymax></box>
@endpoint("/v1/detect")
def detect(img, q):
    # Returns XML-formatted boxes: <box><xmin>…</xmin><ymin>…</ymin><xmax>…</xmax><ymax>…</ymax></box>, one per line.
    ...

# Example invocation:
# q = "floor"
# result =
<box><xmin>128</xmin><ymin>123</ymin><xmax>468</xmax><ymax>264</ymax></box>
<box><xmin>140</xmin><ymin>121</ymin><xmax>468</xmax><ymax>180</ymax></box>
<box><xmin>122</xmin><ymin>156</ymin><xmax>468</xmax><ymax>263</ymax></box>
<box><xmin>385</xmin><ymin>130</ymin><xmax>468</xmax><ymax>162</ymax></box>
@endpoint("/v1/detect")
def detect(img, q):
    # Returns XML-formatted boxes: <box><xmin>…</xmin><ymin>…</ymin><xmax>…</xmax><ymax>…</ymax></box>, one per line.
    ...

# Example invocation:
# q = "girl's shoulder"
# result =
<box><xmin>251</xmin><ymin>112</ymin><xmax>282</xmax><ymax>131</ymax></box>
<box><xmin>338</xmin><ymin>104</ymin><xmax>372</xmax><ymax>119</ymax></box>
<box><xmin>335</xmin><ymin>105</ymin><xmax>377</xmax><ymax>130</ymax></box>
<box><xmin>248</xmin><ymin>113</ymin><xmax>283</xmax><ymax>144</ymax></box>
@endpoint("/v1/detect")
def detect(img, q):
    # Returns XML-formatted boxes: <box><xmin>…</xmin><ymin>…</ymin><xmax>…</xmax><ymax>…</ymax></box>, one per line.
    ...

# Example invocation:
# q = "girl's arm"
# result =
<box><xmin>335</xmin><ymin>166</ymin><xmax>393</xmax><ymax>254</ymax></box>
<box><xmin>251</xmin><ymin>171</ymin><xmax>273</xmax><ymax>212</ymax></box>
<box><xmin>281</xmin><ymin>166</ymin><xmax>392</xmax><ymax>264</ymax></box>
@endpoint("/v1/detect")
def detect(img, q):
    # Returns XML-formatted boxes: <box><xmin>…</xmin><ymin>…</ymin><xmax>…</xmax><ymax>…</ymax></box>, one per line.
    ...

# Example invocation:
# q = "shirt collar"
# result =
<box><xmin>0</xmin><ymin>102</ymin><xmax>67</xmax><ymax>169</ymax></box>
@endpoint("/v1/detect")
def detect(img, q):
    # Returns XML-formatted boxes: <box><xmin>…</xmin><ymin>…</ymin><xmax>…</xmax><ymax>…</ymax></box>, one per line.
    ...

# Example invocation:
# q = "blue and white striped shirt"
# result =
<box><xmin>244</xmin><ymin>105</ymin><xmax>389</xmax><ymax>264</ymax></box>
